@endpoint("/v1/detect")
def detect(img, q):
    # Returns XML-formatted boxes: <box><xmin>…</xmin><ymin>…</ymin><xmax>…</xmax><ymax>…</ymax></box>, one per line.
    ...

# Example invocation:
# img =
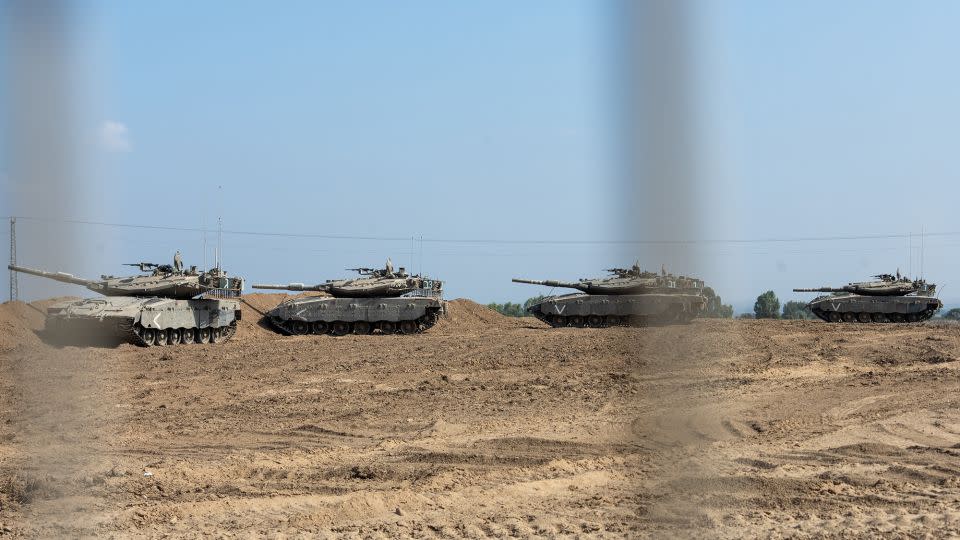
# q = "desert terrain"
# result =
<box><xmin>1</xmin><ymin>295</ymin><xmax>959</xmax><ymax>537</ymax></box>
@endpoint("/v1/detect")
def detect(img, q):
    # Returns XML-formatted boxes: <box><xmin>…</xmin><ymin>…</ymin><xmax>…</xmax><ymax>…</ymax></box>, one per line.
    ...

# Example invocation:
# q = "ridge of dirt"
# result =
<box><xmin>0</xmin><ymin>298</ymin><xmax>71</xmax><ymax>351</ymax></box>
<box><xmin>1</xmin><ymin>303</ymin><xmax>959</xmax><ymax>536</ymax></box>
<box><xmin>434</xmin><ymin>298</ymin><xmax>544</xmax><ymax>333</ymax></box>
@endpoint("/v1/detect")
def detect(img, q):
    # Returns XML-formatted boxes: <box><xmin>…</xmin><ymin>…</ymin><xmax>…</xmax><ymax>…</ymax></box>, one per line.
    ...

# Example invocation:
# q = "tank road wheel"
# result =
<box><xmin>379</xmin><ymin>321</ymin><xmax>396</xmax><ymax>334</ymax></box>
<box><xmin>331</xmin><ymin>321</ymin><xmax>351</xmax><ymax>336</ymax></box>
<box><xmin>181</xmin><ymin>328</ymin><xmax>196</xmax><ymax>345</ymax></box>
<box><xmin>167</xmin><ymin>328</ymin><xmax>181</xmax><ymax>345</ymax></box>
<box><xmin>198</xmin><ymin>327</ymin><xmax>212</xmax><ymax>343</ymax></box>
<box><xmin>841</xmin><ymin>312</ymin><xmax>856</xmax><ymax>323</ymax></box>
<box><xmin>587</xmin><ymin>315</ymin><xmax>604</xmax><ymax>328</ymax></box>
<box><xmin>399</xmin><ymin>320</ymin><xmax>418</xmax><ymax>334</ymax></box>
<box><xmin>906</xmin><ymin>313</ymin><xmax>919</xmax><ymax>323</ymax></box>
<box><xmin>888</xmin><ymin>313</ymin><xmax>904</xmax><ymax>323</ymax></box>
<box><xmin>353</xmin><ymin>321</ymin><xmax>372</xmax><ymax>335</ymax></box>
<box><xmin>857</xmin><ymin>313</ymin><xmax>872</xmax><ymax>323</ymax></box>
<box><xmin>311</xmin><ymin>321</ymin><xmax>329</xmax><ymax>334</ymax></box>
<box><xmin>211</xmin><ymin>327</ymin><xmax>228</xmax><ymax>344</ymax></box>
<box><xmin>549</xmin><ymin>315</ymin><xmax>566</xmax><ymax>327</ymax></box>
<box><xmin>139</xmin><ymin>327</ymin><xmax>156</xmax><ymax>346</ymax></box>
<box><xmin>288</xmin><ymin>321</ymin><xmax>310</xmax><ymax>335</ymax></box>
<box><xmin>423</xmin><ymin>311</ymin><xmax>440</xmax><ymax>328</ymax></box>
<box><xmin>154</xmin><ymin>329</ymin><xmax>169</xmax><ymax>346</ymax></box>
<box><xmin>569</xmin><ymin>316</ymin><xmax>585</xmax><ymax>328</ymax></box>
<box><xmin>605</xmin><ymin>315</ymin><xmax>622</xmax><ymax>327</ymax></box>
<box><xmin>828</xmin><ymin>312</ymin><xmax>842</xmax><ymax>323</ymax></box>
<box><xmin>872</xmin><ymin>313</ymin><xmax>888</xmax><ymax>323</ymax></box>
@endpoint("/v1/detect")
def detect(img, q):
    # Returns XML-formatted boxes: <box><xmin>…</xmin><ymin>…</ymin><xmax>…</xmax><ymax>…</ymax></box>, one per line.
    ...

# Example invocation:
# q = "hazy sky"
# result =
<box><xmin>3</xmin><ymin>1</ymin><xmax>960</xmax><ymax>312</ymax></box>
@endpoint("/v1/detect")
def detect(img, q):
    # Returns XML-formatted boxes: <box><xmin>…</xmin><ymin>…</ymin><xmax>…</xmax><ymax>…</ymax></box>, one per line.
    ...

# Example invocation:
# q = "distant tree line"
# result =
<box><xmin>701</xmin><ymin>287</ymin><xmax>734</xmax><ymax>319</ymax></box>
<box><xmin>941</xmin><ymin>308</ymin><xmax>960</xmax><ymax>320</ymax></box>
<box><xmin>750</xmin><ymin>290</ymin><xmax>814</xmax><ymax>319</ymax></box>
<box><xmin>487</xmin><ymin>295</ymin><xmax>547</xmax><ymax>317</ymax></box>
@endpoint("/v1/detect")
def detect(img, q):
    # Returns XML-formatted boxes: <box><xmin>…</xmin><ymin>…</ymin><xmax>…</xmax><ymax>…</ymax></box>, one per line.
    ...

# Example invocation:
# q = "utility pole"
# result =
<box><xmin>9</xmin><ymin>217</ymin><xmax>18</xmax><ymax>302</ymax></box>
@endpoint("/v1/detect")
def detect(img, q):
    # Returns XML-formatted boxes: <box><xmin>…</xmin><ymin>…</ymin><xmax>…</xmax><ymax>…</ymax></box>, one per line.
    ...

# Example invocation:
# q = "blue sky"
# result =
<box><xmin>693</xmin><ymin>1</ymin><xmax>960</xmax><ymax>311</ymax></box>
<box><xmin>4</xmin><ymin>1</ymin><xmax>960</xmax><ymax>311</ymax></box>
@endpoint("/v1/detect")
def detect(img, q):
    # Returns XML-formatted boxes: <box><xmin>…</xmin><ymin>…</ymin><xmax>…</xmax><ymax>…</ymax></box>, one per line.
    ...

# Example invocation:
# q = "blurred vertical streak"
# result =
<box><xmin>616</xmin><ymin>0</ymin><xmax>731</xmax><ymax>534</ymax></box>
<box><xmin>4</xmin><ymin>0</ymin><xmax>100</xmax><ymax>534</ymax></box>
<box><xmin>5</xmin><ymin>0</ymin><xmax>84</xmax><ymax>279</ymax></box>
<box><xmin>621</xmin><ymin>0</ymin><xmax>700</xmax><ymax>264</ymax></box>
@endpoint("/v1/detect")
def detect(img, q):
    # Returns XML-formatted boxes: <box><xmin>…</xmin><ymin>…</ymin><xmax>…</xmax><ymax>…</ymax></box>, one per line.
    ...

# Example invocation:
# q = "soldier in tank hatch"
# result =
<box><xmin>174</xmin><ymin>250</ymin><xmax>183</xmax><ymax>273</ymax></box>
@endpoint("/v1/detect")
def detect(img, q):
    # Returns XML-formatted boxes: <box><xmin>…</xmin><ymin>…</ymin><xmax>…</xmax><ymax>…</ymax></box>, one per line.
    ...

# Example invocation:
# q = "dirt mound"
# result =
<box><xmin>435</xmin><ymin>298</ymin><xmax>542</xmax><ymax>333</ymax></box>
<box><xmin>0</xmin><ymin>300</ymin><xmax>48</xmax><ymax>351</ymax></box>
<box><xmin>2</xmin><ymin>312</ymin><xmax>960</xmax><ymax>537</ymax></box>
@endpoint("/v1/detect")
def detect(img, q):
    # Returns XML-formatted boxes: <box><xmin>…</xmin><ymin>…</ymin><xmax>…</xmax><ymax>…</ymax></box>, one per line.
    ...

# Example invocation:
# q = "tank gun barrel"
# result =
<box><xmin>124</xmin><ymin>262</ymin><xmax>159</xmax><ymax>272</ymax></box>
<box><xmin>8</xmin><ymin>264</ymin><xmax>97</xmax><ymax>288</ymax></box>
<box><xmin>512</xmin><ymin>278</ymin><xmax>586</xmax><ymax>291</ymax></box>
<box><xmin>793</xmin><ymin>287</ymin><xmax>847</xmax><ymax>293</ymax></box>
<box><xmin>252</xmin><ymin>282</ymin><xmax>330</xmax><ymax>292</ymax></box>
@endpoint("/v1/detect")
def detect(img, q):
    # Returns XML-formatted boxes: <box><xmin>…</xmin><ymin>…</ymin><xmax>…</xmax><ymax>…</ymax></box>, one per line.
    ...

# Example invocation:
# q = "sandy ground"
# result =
<box><xmin>1</xmin><ymin>295</ymin><xmax>959</xmax><ymax>537</ymax></box>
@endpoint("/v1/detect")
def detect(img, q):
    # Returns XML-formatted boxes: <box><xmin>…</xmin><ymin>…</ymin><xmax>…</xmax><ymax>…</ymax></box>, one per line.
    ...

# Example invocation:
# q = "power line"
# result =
<box><xmin>1</xmin><ymin>214</ymin><xmax>954</xmax><ymax>246</ymax></box>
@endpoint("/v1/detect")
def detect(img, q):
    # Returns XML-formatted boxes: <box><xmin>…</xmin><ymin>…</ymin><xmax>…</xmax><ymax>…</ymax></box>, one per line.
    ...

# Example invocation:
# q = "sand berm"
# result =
<box><xmin>1</xmin><ymin>294</ymin><xmax>959</xmax><ymax>537</ymax></box>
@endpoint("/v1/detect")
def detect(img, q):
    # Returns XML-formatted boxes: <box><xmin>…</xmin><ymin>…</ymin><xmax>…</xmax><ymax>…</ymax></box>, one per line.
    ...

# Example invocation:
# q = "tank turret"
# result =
<box><xmin>253</xmin><ymin>260</ymin><xmax>441</xmax><ymax>298</ymax></box>
<box><xmin>9</xmin><ymin>262</ymin><xmax>242</xmax><ymax>300</ymax></box>
<box><xmin>512</xmin><ymin>265</ymin><xmax>704</xmax><ymax>296</ymax></box>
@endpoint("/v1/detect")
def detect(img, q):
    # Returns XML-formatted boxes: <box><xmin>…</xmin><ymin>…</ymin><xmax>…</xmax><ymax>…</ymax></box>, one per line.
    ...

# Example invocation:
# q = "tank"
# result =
<box><xmin>512</xmin><ymin>264</ymin><xmax>707</xmax><ymax>327</ymax></box>
<box><xmin>252</xmin><ymin>259</ymin><xmax>444</xmax><ymax>336</ymax></box>
<box><xmin>793</xmin><ymin>273</ymin><xmax>942</xmax><ymax>323</ymax></box>
<box><xmin>8</xmin><ymin>259</ymin><xmax>244</xmax><ymax>346</ymax></box>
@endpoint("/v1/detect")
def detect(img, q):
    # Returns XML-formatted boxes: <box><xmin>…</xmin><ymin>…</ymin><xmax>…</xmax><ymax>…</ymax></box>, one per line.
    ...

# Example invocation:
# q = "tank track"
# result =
<box><xmin>811</xmin><ymin>308</ymin><xmax>938</xmax><ymax>324</ymax></box>
<box><xmin>268</xmin><ymin>308</ymin><xmax>443</xmax><ymax>337</ymax></box>
<box><xmin>126</xmin><ymin>322</ymin><xmax>238</xmax><ymax>347</ymax></box>
<box><xmin>530</xmin><ymin>310</ymin><xmax>697</xmax><ymax>328</ymax></box>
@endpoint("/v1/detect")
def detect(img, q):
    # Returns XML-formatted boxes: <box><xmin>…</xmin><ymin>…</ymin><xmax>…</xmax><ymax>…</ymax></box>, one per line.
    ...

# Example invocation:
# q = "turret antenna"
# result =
<box><xmin>908</xmin><ymin>232</ymin><xmax>912</xmax><ymax>278</ymax></box>
<box><xmin>217</xmin><ymin>216</ymin><xmax>223</xmax><ymax>271</ymax></box>
<box><xmin>216</xmin><ymin>184</ymin><xmax>223</xmax><ymax>271</ymax></box>
<box><xmin>202</xmin><ymin>216</ymin><xmax>207</xmax><ymax>271</ymax></box>
<box><xmin>921</xmin><ymin>225</ymin><xmax>924</xmax><ymax>280</ymax></box>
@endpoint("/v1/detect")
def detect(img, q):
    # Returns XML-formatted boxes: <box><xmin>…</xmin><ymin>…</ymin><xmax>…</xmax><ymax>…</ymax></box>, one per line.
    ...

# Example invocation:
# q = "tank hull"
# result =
<box><xmin>527</xmin><ymin>292</ymin><xmax>706</xmax><ymax>327</ymax></box>
<box><xmin>263</xmin><ymin>296</ymin><xmax>445</xmax><ymax>336</ymax></box>
<box><xmin>806</xmin><ymin>294</ymin><xmax>942</xmax><ymax>323</ymax></box>
<box><xmin>43</xmin><ymin>296</ymin><xmax>241</xmax><ymax>346</ymax></box>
